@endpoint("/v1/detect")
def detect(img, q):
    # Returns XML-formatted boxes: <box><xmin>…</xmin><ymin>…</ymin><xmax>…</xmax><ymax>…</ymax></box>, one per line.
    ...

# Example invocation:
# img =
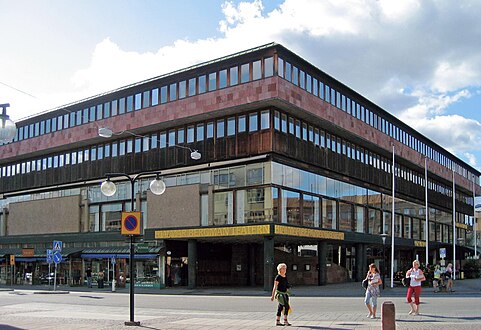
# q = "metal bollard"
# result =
<box><xmin>112</xmin><ymin>279</ymin><xmax>116</xmax><ymax>292</ymax></box>
<box><xmin>382</xmin><ymin>301</ymin><xmax>396</xmax><ymax>330</ymax></box>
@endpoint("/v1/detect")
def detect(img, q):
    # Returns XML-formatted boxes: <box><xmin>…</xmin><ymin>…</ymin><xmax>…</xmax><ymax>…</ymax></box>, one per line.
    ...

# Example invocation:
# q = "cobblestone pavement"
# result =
<box><xmin>0</xmin><ymin>279</ymin><xmax>480</xmax><ymax>329</ymax></box>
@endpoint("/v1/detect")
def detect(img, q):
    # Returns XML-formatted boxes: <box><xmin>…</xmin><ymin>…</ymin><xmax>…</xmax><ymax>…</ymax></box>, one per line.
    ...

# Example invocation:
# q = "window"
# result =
<box><xmin>249</xmin><ymin>113</ymin><xmax>258</xmax><ymax>132</ymax></box>
<box><xmin>160</xmin><ymin>132</ymin><xmax>167</xmax><ymax>148</ymax></box>
<box><xmin>292</xmin><ymin>66</ymin><xmax>299</xmax><ymax>85</ymax></box>
<box><xmin>197</xmin><ymin>124</ymin><xmax>204</xmax><ymax>141</ymax></box>
<box><xmin>152</xmin><ymin>88</ymin><xmax>159</xmax><ymax>106</ymax></box>
<box><xmin>208</xmin><ymin>72</ymin><xmax>216</xmax><ymax>91</ymax></box>
<box><xmin>104</xmin><ymin>102</ymin><xmax>111</xmax><ymax>118</ymax></box>
<box><xmin>240</xmin><ymin>63</ymin><xmax>249</xmax><ymax>83</ymax></box>
<box><xmin>119</xmin><ymin>98</ymin><xmax>126</xmax><ymax>114</ymax></box>
<box><xmin>135</xmin><ymin>93</ymin><xmax>142</xmax><ymax>110</ymax></box>
<box><xmin>264</xmin><ymin>57</ymin><xmax>274</xmax><ymax>77</ymax></box>
<box><xmin>219</xmin><ymin>69</ymin><xmax>227</xmax><ymax>88</ymax></box>
<box><xmin>179</xmin><ymin>81</ymin><xmax>186</xmax><ymax>99</ymax></box>
<box><xmin>111</xmin><ymin>100</ymin><xmax>118</xmax><ymax>116</ymax></box>
<box><xmin>168</xmin><ymin>130</ymin><xmax>175</xmax><ymax>146</ymax></box>
<box><xmin>281</xmin><ymin>114</ymin><xmax>287</xmax><ymax>133</ymax></box>
<box><xmin>217</xmin><ymin>120</ymin><xmax>225</xmax><ymax>138</ymax></box>
<box><xmin>238</xmin><ymin>115</ymin><xmax>246</xmax><ymax>133</ymax></box>
<box><xmin>198</xmin><ymin>75</ymin><xmax>206</xmax><ymax>93</ymax></box>
<box><xmin>260</xmin><ymin>110</ymin><xmax>270</xmax><ymax>130</ymax></box>
<box><xmin>126</xmin><ymin>95</ymin><xmax>134</xmax><ymax>112</ymax></box>
<box><xmin>187</xmin><ymin>126</ymin><xmax>194</xmax><ymax>143</ymax></box>
<box><xmin>285</xmin><ymin>62</ymin><xmax>291</xmax><ymax>81</ymax></box>
<box><xmin>253</xmin><ymin>60</ymin><xmax>261</xmax><ymax>80</ymax></box>
<box><xmin>177</xmin><ymin>128</ymin><xmax>184</xmax><ymax>144</ymax></box>
<box><xmin>206</xmin><ymin>122</ymin><xmax>214</xmax><ymax>139</ymax></box>
<box><xmin>274</xmin><ymin>111</ymin><xmax>280</xmax><ymax>131</ymax></box>
<box><xmin>188</xmin><ymin>78</ymin><xmax>196</xmax><ymax>96</ymax></box>
<box><xmin>169</xmin><ymin>83</ymin><xmax>177</xmax><ymax>101</ymax></box>
<box><xmin>230</xmin><ymin>66</ymin><xmax>238</xmax><ymax>86</ymax></box>
<box><xmin>227</xmin><ymin>117</ymin><xmax>236</xmax><ymax>136</ymax></box>
<box><xmin>160</xmin><ymin>86</ymin><xmax>168</xmax><ymax>103</ymax></box>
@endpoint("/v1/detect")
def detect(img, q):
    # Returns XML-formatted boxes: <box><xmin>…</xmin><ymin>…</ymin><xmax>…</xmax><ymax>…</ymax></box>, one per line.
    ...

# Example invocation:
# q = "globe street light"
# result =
<box><xmin>100</xmin><ymin>158</ymin><xmax>200</xmax><ymax>326</ymax></box>
<box><xmin>0</xmin><ymin>103</ymin><xmax>17</xmax><ymax>144</ymax></box>
<box><xmin>101</xmin><ymin>172</ymin><xmax>166</xmax><ymax>326</ymax></box>
<box><xmin>380</xmin><ymin>233</ymin><xmax>388</xmax><ymax>290</ymax></box>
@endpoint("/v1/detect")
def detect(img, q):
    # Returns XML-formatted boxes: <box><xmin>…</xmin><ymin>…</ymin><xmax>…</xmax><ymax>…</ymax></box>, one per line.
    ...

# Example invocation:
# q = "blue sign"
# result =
<box><xmin>440</xmin><ymin>248</ymin><xmax>446</xmax><ymax>258</ymax></box>
<box><xmin>46</xmin><ymin>249</ymin><xmax>53</xmax><ymax>264</ymax></box>
<box><xmin>111</xmin><ymin>258</ymin><xmax>116</xmax><ymax>265</ymax></box>
<box><xmin>53</xmin><ymin>241</ymin><xmax>63</xmax><ymax>252</ymax></box>
<box><xmin>53</xmin><ymin>250</ymin><xmax>62</xmax><ymax>264</ymax></box>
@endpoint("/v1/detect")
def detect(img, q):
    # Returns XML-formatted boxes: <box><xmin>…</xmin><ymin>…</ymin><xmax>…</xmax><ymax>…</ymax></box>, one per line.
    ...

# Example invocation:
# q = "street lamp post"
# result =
<box><xmin>101</xmin><ymin>172</ymin><xmax>166</xmax><ymax>326</ymax></box>
<box><xmin>380</xmin><ymin>233</ymin><xmax>388</xmax><ymax>290</ymax></box>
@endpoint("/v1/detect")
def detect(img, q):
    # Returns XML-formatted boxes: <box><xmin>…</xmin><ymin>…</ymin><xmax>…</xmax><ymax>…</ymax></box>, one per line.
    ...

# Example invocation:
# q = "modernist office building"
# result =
<box><xmin>0</xmin><ymin>43</ymin><xmax>479</xmax><ymax>289</ymax></box>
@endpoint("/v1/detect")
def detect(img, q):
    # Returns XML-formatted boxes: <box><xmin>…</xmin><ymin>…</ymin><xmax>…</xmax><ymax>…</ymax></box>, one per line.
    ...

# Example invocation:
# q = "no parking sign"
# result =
<box><xmin>121</xmin><ymin>211</ymin><xmax>142</xmax><ymax>236</ymax></box>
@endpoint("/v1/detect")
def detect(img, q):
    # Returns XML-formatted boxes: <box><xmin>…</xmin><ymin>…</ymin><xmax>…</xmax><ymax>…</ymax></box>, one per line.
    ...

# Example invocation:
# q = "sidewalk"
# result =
<box><xmin>2</xmin><ymin>278</ymin><xmax>480</xmax><ymax>297</ymax></box>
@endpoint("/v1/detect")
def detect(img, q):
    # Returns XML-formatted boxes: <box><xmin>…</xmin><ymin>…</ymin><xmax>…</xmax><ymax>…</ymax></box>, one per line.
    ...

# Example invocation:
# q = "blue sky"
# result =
<box><xmin>1</xmin><ymin>0</ymin><xmax>481</xmax><ymax>179</ymax></box>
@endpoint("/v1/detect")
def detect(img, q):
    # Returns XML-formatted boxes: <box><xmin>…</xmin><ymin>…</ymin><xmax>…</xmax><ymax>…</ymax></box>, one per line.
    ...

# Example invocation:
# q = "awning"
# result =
<box><xmin>81</xmin><ymin>253</ymin><xmax>158</xmax><ymax>259</ymax></box>
<box><xmin>80</xmin><ymin>246</ymin><xmax>162</xmax><ymax>259</ymax></box>
<box><xmin>0</xmin><ymin>247</ymin><xmax>83</xmax><ymax>260</ymax></box>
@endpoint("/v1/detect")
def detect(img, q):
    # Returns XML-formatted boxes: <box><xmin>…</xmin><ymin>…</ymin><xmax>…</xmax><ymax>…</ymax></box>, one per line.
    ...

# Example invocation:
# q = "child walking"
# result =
<box><xmin>271</xmin><ymin>263</ymin><xmax>291</xmax><ymax>326</ymax></box>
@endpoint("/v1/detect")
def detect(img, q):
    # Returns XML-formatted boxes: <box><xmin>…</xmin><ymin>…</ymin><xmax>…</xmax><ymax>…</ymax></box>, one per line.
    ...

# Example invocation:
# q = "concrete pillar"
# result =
<box><xmin>318</xmin><ymin>241</ymin><xmax>327</xmax><ymax>285</ymax></box>
<box><xmin>382</xmin><ymin>301</ymin><xmax>396</xmax><ymax>330</ymax></box>
<box><xmin>263</xmin><ymin>236</ymin><xmax>275</xmax><ymax>291</ymax></box>
<box><xmin>249</xmin><ymin>244</ymin><xmax>256</xmax><ymax>286</ymax></box>
<box><xmin>187</xmin><ymin>239</ymin><xmax>197</xmax><ymax>289</ymax></box>
<box><xmin>355</xmin><ymin>243</ymin><xmax>364</xmax><ymax>282</ymax></box>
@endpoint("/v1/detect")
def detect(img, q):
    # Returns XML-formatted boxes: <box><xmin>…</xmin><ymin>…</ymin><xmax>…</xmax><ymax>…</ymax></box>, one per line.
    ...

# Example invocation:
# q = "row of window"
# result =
<box><xmin>272</xmin><ymin>110</ymin><xmax>473</xmax><ymax>206</ymax></box>
<box><xmin>278</xmin><ymin>56</ymin><xmax>477</xmax><ymax>183</ymax></box>
<box><xmin>13</xmin><ymin>57</ymin><xmax>273</xmax><ymax>142</ymax></box>
<box><xmin>1</xmin><ymin>108</ymin><xmax>474</xmax><ymax>207</ymax></box>
<box><xmin>0</xmin><ymin>160</ymin><xmax>471</xmax><ymax>243</ymax></box>
<box><xmin>0</xmin><ymin>110</ymin><xmax>270</xmax><ymax>176</ymax></box>
<box><xmin>6</xmin><ymin>52</ymin><xmax>476</xmax><ymax>186</ymax></box>
<box><xmin>210</xmin><ymin>186</ymin><xmax>465</xmax><ymax>244</ymax></box>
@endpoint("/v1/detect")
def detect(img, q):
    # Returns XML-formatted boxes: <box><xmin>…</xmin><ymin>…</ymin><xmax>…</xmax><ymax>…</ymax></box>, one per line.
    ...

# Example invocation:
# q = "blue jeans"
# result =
<box><xmin>87</xmin><ymin>276</ymin><xmax>92</xmax><ymax>288</ymax></box>
<box><xmin>364</xmin><ymin>289</ymin><xmax>378</xmax><ymax>307</ymax></box>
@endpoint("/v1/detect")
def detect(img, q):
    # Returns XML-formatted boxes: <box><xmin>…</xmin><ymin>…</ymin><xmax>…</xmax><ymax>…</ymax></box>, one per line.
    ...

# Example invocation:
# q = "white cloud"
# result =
<box><xmin>7</xmin><ymin>0</ymin><xmax>481</xmax><ymax>171</ymax></box>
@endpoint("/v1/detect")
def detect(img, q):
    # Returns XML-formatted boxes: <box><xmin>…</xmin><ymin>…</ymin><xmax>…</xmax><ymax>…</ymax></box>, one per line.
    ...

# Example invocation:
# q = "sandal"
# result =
<box><xmin>284</xmin><ymin>320</ymin><xmax>292</xmax><ymax>326</ymax></box>
<box><xmin>276</xmin><ymin>321</ymin><xmax>284</xmax><ymax>326</ymax></box>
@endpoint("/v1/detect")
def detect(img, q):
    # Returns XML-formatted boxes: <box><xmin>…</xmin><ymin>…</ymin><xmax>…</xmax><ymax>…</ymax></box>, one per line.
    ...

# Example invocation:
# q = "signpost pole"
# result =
<box><xmin>54</xmin><ymin>262</ymin><xmax>57</xmax><ymax>291</ymax></box>
<box><xmin>48</xmin><ymin>263</ymin><xmax>51</xmax><ymax>287</ymax></box>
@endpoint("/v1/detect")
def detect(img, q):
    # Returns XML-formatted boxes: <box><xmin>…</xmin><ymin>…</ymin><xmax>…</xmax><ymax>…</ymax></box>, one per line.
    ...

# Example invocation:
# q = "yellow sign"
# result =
<box><xmin>274</xmin><ymin>225</ymin><xmax>344</xmax><ymax>240</ymax></box>
<box><xmin>121</xmin><ymin>212</ymin><xmax>142</xmax><ymax>236</ymax></box>
<box><xmin>414</xmin><ymin>240</ymin><xmax>426</xmax><ymax>247</ymax></box>
<box><xmin>9</xmin><ymin>255</ymin><xmax>15</xmax><ymax>265</ymax></box>
<box><xmin>455</xmin><ymin>223</ymin><xmax>469</xmax><ymax>230</ymax></box>
<box><xmin>155</xmin><ymin>225</ymin><xmax>271</xmax><ymax>239</ymax></box>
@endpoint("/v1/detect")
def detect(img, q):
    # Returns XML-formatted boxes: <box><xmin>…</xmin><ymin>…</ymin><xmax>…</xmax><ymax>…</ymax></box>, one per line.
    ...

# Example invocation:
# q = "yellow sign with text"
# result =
<box><xmin>274</xmin><ymin>225</ymin><xmax>344</xmax><ymax>240</ymax></box>
<box><xmin>155</xmin><ymin>224</ymin><xmax>271</xmax><ymax>239</ymax></box>
<box><xmin>414</xmin><ymin>240</ymin><xmax>426</xmax><ymax>247</ymax></box>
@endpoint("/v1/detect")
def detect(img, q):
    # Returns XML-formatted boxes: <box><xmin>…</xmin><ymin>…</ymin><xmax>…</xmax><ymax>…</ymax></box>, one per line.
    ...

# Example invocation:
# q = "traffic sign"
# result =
<box><xmin>53</xmin><ymin>240</ymin><xmax>63</xmax><ymax>252</ymax></box>
<box><xmin>53</xmin><ymin>250</ymin><xmax>62</xmax><ymax>264</ymax></box>
<box><xmin>121</xmin><ymin>211</ymin><xmax>142</xmax><ymax>236</ymax></box>
<box><xmin>9</xmin><ymin>255</ymin><xmax>15</xmax><ymax>265</ymax></box>
<box><xmin>46</xmin><ymin>249</ymin><xmax>53</xmax><ymax>264</ymax></box>
<box><xmin>440</xmin><ymin>247</ymin><xmax>446</xmax><ymax>258</ymax></box>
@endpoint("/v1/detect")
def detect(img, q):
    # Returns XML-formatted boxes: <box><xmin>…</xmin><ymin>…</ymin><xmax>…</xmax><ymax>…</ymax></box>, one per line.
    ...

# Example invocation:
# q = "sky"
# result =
<box><xmin>2</xmin><ymin>0</ymin><xmax>481</xmax><ymax>179</ymax></box>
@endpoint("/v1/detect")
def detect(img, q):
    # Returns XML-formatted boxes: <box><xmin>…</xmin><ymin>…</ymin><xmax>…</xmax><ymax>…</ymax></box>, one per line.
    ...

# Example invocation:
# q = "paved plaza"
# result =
<box><xmin>1</xmin><ymin>279</ymin><xmax>480</xmax><ymax>329</ymax></box>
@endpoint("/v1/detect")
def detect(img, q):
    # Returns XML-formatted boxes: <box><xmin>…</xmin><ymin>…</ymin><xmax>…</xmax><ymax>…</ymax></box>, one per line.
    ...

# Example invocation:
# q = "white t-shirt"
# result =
<box><xmin>409</xmin><ymin>269</ymin><xmax>423</xmax><ymax>287</ymax></box>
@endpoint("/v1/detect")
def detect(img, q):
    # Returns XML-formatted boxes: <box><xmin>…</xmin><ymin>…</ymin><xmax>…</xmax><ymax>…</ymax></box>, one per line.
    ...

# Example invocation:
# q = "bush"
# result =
<box><xmin>463</xmin><ymin>260</ymin><xmax>480</xmax><ymax>279</ymax></box>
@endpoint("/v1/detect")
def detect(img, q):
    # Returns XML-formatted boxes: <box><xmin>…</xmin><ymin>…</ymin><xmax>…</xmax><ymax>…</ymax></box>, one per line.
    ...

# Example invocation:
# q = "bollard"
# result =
<box><xmin>382</xmin><ymin>301</ymin><xmax>396</xmax><ymax>330</ymax></box>
<box><xmin>112</xmin><ymin>279</ymin><xmax>116</xmax><ymax>292</ymax></box>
